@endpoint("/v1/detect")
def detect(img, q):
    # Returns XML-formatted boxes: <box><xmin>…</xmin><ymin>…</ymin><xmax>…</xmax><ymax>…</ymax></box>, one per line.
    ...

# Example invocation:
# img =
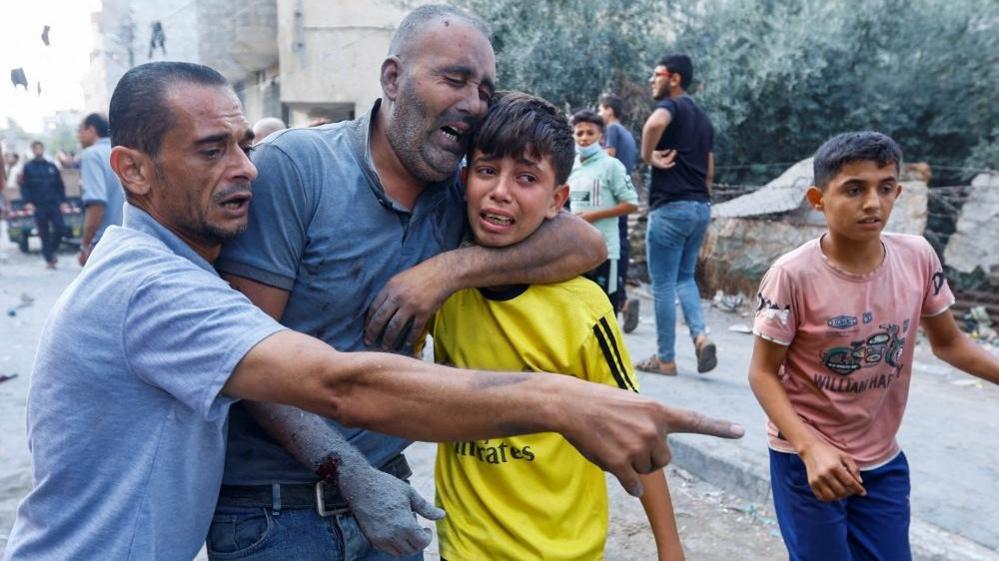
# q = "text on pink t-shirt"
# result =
<box><xmin>753</xmin><ymin>233</ymin><xmax>955</xmax><ymax>468</ymax></box>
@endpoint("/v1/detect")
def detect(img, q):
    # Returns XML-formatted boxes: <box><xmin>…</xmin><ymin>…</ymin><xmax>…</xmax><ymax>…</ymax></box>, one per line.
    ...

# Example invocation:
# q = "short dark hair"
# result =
<box><xmin>388</xmin><ymin>4</ymin><xmax>490</xmax><ymax>57</ymax></box>
<box><xmin>470</xmin><ymin>91</ymin><xmax>575</xmax><ymax>185</ymax></box>
<box><xmin>657</xmin><ymin>54</ymin><xmax>693</xmax><ymax>90</ymax></box>
<box><xmin>599</xmin><ymin>94</ymin><xmax>625</xmax><ymax>120</ymax></box>
<box><xmin>570</xmin><ymin>109</ymin><xmax>604</xmax><ymax>131</ymax></box>
<box><xmin>813</xmin><ymin>131</ymin><xmax>903</xmax><ymax>188</ymax></box>
<box><xmin>30</xmin><ymin>140</ymin><xmax>43</xmax><ymax>149</ymax></box>
<box><xmin>109</xmin><ymin>61</ymin><xmax>229</xmax><ymax>157</ymax></box>
<box><xmin>82</xmin><ymin>113</ymin><xmax>110</xmax><ymax>137</ymax></box>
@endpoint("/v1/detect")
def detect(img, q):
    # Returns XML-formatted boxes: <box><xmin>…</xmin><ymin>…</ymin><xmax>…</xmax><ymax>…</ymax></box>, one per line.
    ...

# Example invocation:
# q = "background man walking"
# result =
<box><xmin>19</xmin><ymin>140</ymin><xmax>67</xmax><ymax>268</ymax></box>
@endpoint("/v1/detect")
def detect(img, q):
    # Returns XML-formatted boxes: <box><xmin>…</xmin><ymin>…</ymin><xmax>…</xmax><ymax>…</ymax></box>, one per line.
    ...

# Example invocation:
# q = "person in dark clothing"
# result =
<box><xmin>21</xmin><ymin>141</ymin><xmax>68</xmax><ymax>268</ymax></box>
<box><xmin>636</xmin><ymin>54</ymin><xmax>718</xmax><ymax>376</ymax></box>
<box><xmin>598</xmin><ymin>93</ymin><xmax>641</xmax><ymax>333</ymax></box>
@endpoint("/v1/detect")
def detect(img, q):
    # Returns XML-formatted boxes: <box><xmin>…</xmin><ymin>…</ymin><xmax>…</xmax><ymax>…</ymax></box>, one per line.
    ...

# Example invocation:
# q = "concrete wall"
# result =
<box><xmin>276</xmin><ymin>0</ymin><xmax>407</xmax><ymax>126</ymax></box>
<box><xmin>235</xmin><ymin>64</ymin><xmax>283</xmax><ymax>125</ymax></box>
<box><xmin>83</xmin><ymin>0</ymin><xmax>202</xmax><ymax>112</ymax></box>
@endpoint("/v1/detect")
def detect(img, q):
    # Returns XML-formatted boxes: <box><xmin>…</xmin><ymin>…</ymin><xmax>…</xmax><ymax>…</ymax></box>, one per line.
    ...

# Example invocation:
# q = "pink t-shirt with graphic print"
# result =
<box><xmin>753</xmin><ymin>233</ymin><xmax>954</xmax><ymax>469</ymax></box>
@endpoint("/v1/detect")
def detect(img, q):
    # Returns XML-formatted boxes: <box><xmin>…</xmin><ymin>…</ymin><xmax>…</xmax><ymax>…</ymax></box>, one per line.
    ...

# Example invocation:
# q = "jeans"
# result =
<box><xmin>206</xmin><ymin>505</ymin><xmax>423</xmax><ymax>561</ymax></box>
<box><xmin>770</xmin><ymin>450</ymin><xmax>911</xmax><ymax>561</ymax></box>
<box><xmin>33</xmin><ymin>204</ymin><xmax>65</xmax><ymax>264</ymax></box>
<box><xmin>646</xmin><ymin>201</ymin><xmax>710</xmax><ymax>362</ymax></box>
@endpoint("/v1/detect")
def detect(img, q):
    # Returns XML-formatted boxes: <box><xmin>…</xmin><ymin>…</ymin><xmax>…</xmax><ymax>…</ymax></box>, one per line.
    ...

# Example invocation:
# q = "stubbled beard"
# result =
<box><xmin>385</xmin><ymin>84</ymin><xmax>463</xmax><ymax>183</ymax></box>
<box><xmin>153</xmin><ymin>162</ymin><xmax>248</xmax><ymax>243</ymax></box>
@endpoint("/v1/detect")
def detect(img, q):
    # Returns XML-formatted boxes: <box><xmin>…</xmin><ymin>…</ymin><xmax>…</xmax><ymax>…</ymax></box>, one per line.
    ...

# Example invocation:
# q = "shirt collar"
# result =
<box><xmin>122</xmin><ymin>203</ymin><xmax>216</xmax><ymax>274</ymax></box>
<box><xmin>350</xmin><ymin>99</ymin><xmax>459</xmax><ymax>216</ymax></box>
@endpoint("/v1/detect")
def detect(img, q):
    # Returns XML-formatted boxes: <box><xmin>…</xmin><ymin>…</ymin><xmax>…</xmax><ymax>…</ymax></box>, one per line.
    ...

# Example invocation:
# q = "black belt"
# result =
<box><xmin>217</xmin><ymin>454</ymin><xmax>412</xmax><ymax>516</ymax></box>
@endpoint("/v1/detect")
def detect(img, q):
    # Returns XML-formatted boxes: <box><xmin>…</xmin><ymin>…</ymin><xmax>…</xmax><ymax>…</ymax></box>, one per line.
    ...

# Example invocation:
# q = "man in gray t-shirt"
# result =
<box><xmin>214</xmin><ymin>6</ymin><xmax>626</xmax><ymax>561</ymax></box>
<box><xmin>76</xmin><ymin>112</ymin><xmax>125</xmax><ymax>265</ymax></box>
<box><xmin>5</xmin><ymin>60</ymin><xmax>741</xmax><ymax>561</ymax></box>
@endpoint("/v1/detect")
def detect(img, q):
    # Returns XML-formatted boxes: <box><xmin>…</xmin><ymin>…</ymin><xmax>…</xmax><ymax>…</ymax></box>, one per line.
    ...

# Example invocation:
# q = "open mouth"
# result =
<box><xmin>481</xmin><ymin>211</ymin><xmax>514</xmax><ymax>226</ymax></box>
<box><xmin>858</xmin><ymin>217</ymin><xmax>882</xmax><ymax>225</ymax></box>
<box><xmin>219</xmin><ymin>192</ymin><xmax>251</xmax><ymax>211</ymax></box>
<box><xmin>439</xmin><ymin>125</ymin><xmax>467</xmax><ymax>150</ymax></box>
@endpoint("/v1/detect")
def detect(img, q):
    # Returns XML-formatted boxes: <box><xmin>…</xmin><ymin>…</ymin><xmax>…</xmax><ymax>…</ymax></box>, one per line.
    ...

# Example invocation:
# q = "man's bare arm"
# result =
<box><xmin>706</xmin><ymin>151</ymin><xmax>714</xmax><ymax>196</ymax></box>
<box><xmin>365</xmin><ymin>210</ymin><xmax>607</xmax><ymax>349</ymax></box>
<box><xmin>223</xmin><ymin>273</ymin><xmax>442</xmax><ymax>556</ymax></box>
<box><xmin>225</xmin><ymin>329</ymin><xmax>744</xmax><ymax>497</ymax></box>
<box><xmin>641</xmin><ymin>108</ymin><xmax>672</xmax><ymax>164</ymax></box>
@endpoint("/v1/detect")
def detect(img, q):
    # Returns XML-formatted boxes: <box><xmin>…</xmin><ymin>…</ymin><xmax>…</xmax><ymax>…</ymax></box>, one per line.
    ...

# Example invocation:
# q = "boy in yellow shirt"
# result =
<box><xmin>427</xmin><ymin>91</ymin><xmax>684</xmax><ymax>561</ymax></box>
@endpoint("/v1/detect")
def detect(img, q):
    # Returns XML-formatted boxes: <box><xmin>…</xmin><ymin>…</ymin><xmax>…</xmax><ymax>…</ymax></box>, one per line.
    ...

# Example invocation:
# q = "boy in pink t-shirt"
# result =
<box><xmin>749</xmin><ymin>131</ymin><xmax>999</xmax><ymax>561</ymax></box>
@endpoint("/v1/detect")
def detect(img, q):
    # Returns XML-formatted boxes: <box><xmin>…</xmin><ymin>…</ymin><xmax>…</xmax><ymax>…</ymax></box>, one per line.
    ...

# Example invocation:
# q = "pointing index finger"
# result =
<box><xmin>667</xmin><ymin>407</ymin><xmax>745</xmax><ymax>439</ymax></box>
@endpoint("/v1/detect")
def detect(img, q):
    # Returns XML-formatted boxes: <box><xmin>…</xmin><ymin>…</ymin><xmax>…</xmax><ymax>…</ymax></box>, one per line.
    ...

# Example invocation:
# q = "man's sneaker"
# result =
<box><xmin>622</xmin><ymin>298</ymin><xmax>640</xmax><ymax>333</ymax></box>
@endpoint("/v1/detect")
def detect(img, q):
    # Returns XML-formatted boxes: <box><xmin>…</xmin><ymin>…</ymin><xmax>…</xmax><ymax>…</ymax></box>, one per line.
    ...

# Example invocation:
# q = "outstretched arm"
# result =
<box><xmin>225</xmin><ymin>273</ymin><xmax>443</xmax><ymax>556</ymax></box>
<box><xmin>224</xmin><ymin>329</ymin><xmax>744</xmax><ymax>497</ymax></box>
<box><xmin>922</xmin><ymin>310</ymin><xmax>999</xmax><ymax>384</ymax></box>
<box><xmin>365</xmin><ymin>210</ymin><xmax>606</xmax><ymax>350</ymax></box>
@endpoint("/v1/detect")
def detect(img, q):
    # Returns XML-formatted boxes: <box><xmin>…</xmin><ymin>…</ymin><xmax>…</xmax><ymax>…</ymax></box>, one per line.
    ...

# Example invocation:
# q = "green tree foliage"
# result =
<box><xmin>456</xmin><ymin>0</ymin><xmax>998</xmax><ymax>184</ymax></box>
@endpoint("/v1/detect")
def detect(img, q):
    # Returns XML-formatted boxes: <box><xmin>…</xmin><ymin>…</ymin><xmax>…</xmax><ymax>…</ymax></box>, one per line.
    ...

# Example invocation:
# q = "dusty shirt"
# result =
<box><xmin>216</xmin><ymin>100</ymin><xmax>466</xmax><ymax>483</ymax></box>
<box><xmin>753</xmin><ymin>233</ymin><xmax>954</xmax><ymax>469</ymax></box>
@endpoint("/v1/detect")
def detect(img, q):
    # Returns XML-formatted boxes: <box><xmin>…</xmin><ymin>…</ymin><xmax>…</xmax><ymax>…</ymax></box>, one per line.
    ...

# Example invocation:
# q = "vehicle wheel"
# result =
<box><xmin>18</xmin><ymin>232</ymin><xmax>30</xmax><ymax>254</ymax></box>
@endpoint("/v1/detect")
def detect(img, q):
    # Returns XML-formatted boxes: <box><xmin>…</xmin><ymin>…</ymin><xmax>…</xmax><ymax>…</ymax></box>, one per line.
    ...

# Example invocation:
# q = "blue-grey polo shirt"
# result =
<box><xmin>4</xmin><ymin>204</ymin><xmax>284</xmax><ymax>561</ymax></box>
<box><xmin>80</xmin><ymin>137</ymin><xmax>126</xmax><ymax>245</ymax></box>
<box><xmin>217</xmin><ymin>100</ymin><xmax>467</xmax><ymax>484</ymax></box>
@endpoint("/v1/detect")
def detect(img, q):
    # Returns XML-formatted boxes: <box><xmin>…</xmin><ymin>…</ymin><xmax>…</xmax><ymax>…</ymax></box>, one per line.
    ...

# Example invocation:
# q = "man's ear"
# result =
<box><xmin>548</xmin><ymin>184</ymin><xmax>570</xmax><ymax>218</ymax></box>
<box><xmin>893</xmin><ymin>183</ymin><xmax>903</xmax><ymax>200</ymax></box>
<box><xmin>805</xmin><ymin>185</ymin><xmax>824</xmax><ymax>210</ymax></box>
<box><xmin>380</xmin><ymin>56</ymin><xmax>403</xmax><ymax>101</ymax></box>
<box><xmin>110</xmin><ymin>146</ymin><xmax>153</xmax><ymax>198</ymax></box>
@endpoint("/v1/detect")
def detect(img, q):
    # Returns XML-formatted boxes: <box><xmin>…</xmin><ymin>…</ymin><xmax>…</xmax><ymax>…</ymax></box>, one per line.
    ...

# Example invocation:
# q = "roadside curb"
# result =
<box><xmin>669</xmin><ymin>436</ymin><xmax>999</xmax><ymax>561</ymax></box>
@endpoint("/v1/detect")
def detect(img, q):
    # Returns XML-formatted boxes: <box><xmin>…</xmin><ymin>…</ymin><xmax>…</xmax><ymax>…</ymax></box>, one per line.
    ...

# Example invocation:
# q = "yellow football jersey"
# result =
<box><xmin>430</xmin><ymin>277</ymin><xmax>639</xmax><ymax>561</ymax></box>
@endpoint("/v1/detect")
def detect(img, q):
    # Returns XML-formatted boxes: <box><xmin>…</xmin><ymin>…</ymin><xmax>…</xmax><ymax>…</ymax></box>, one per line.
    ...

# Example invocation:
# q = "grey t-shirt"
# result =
<box><xmin>4</xmin><ymin>204</ymin><xmax>284</xmax><ymax>561</ymax></box>
<box><xmin>216</xmin><ymin>101</ymin><xmax>467</xmax><ymax>484</ymax></box>
<box><xmin>605</xmin><ymin>122</ymin><xmax>637</xmax><ymax>175</ymax></box>
<box><xmin>80</xmin><ymin>137</ymin><xmax>126</xmax><ymax>245</ymax></box>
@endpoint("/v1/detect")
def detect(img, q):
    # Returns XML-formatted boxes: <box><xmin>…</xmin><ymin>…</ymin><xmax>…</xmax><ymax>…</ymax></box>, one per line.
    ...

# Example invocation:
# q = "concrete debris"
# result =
<box><xmin>944</xmin><ymin>173</ymin><xmax>999</xmax><ymax>274</ymax></box>
<box><xmin>699</xmin><ymin>161</ymin><xmax>931</xmax><ymax>297</ymax></box>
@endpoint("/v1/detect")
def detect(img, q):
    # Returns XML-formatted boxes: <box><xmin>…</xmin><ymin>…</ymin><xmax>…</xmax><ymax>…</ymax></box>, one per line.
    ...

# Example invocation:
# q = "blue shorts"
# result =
<box><xmin>769</xmin><ymin>449</ymin><xmax>911</xmax><ymax>561</ymax></box>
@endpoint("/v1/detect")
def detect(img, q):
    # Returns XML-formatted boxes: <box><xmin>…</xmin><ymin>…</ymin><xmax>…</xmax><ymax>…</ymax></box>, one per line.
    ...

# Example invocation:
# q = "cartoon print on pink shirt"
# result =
<box><xmin>820</xmin><ymin>322</ymin><xmax>906</xmax><ymax>377</ymax></box>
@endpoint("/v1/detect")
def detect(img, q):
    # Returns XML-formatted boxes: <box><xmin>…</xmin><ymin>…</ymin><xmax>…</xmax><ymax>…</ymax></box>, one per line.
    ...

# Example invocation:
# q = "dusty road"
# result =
<box><xmin>0</xmin><ymin>241</ymin><xmax>785</xmax><ymax>559</ymax></box>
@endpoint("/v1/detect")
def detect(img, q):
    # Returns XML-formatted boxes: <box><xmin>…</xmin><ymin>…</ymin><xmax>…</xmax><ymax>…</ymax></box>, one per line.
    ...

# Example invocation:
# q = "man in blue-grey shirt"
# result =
<box><xmin>5</xmin><ymin>60</ymin><xmax>739</xmax><ymax>561</ymax></box>
<box><xmin>76</xmin><ymin>112</ymin><xmax>126</xmax><ymax>266</ymax></box>
<box><xmin>210</xmin><ymin>5</ymin><xmax>639</xmax><ymax>561</ymax></box>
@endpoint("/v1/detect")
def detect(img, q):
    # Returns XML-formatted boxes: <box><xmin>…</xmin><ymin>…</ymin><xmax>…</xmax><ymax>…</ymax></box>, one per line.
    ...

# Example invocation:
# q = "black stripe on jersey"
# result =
<box><xmin>593</xmin><ymin>320</ymin><xmax>637</xmax><ymax>392</ymax></box>
<box><xmin>597</xmin><ymin>317</ymin><xmax>638</xmax><ymax>392</ymax></box>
